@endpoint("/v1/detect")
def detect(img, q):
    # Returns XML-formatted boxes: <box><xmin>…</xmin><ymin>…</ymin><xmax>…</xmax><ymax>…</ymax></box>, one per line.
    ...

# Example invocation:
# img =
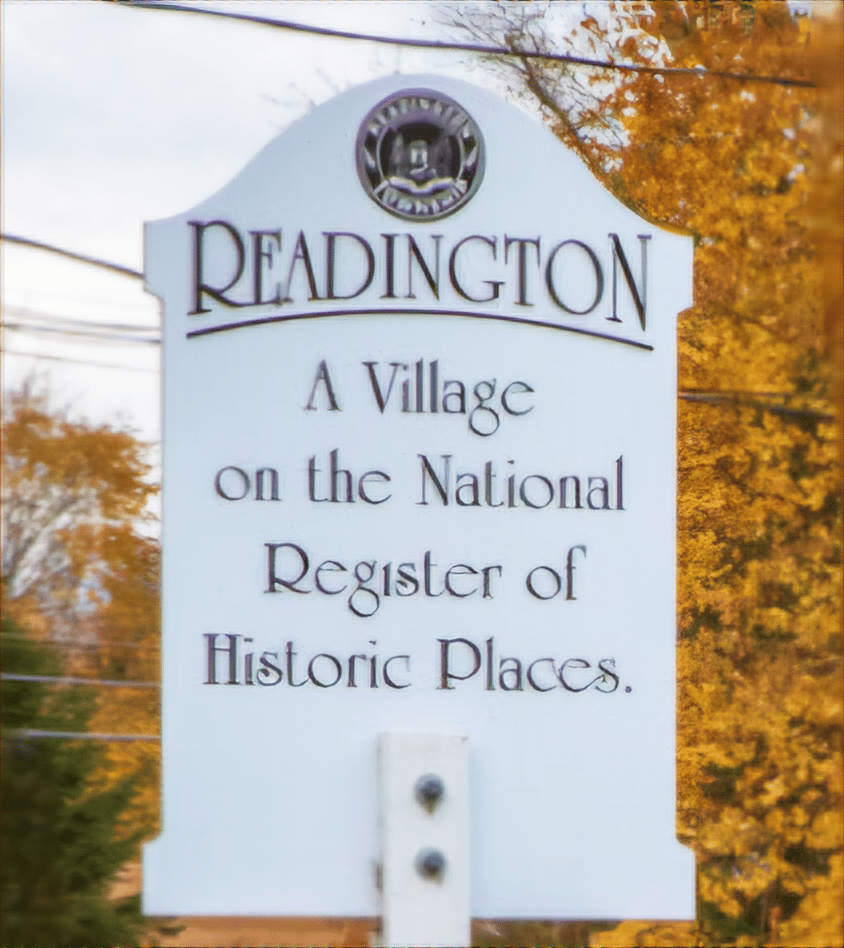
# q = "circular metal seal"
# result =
<box><xmin>356</xmin><ymin>89</ymin><xmax>485</xmax><ymax>221</ymax></box>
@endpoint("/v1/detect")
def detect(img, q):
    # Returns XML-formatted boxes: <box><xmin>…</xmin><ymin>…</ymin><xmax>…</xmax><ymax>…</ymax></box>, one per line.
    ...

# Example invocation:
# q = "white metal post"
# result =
<box><xmin>377</xmin><ymin>733</ymin><xmax>470</xmax><ymax>947</ymax></box>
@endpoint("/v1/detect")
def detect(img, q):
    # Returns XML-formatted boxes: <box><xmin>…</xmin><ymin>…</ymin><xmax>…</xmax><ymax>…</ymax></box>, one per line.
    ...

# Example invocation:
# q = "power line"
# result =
<box><xmin>118</xmin><ymin>0</ymin><xmax>815</xmax><ymax>89</ymax></box>
<box><xmin>2</xmin><ymin>634</ymin><xmax>159</xmax><ymax>651</ymax></box>
<box><xmin>7</xmin><ymin>342</ymin><xmax>831</xmax><ymax>420</ymax></box>
<box><xmin>5</xmin><ymin>352</ymin><xmax>833</xmax><ymax>422</ymax></box>
<box><xmin>679</xmin><ymin>392</ymin><xmax>835</xmax><ymax>422</ymax></box>
<box><xmin>4</xmin><ymin>285</ymin><xmax>154</xmax><ymax>311</ymax></box>
<box><xmin>5</xmin><ymin>322</ymin><xmax>159</xmax><ymax>346</ymax></box>
<box><xmin>2</xmin><ymin>673</ymin><xmax>158</xmax><ymax>689</ymax></box>
<box><xmin>9</xmin><ymin>729</ymin><xmax>159</xmax><ymax>742</ymax></box>
<box><xmin>4</xmin><ymin>305</ymin><xmax>159</xmax><ymax>336</ymax></box>
<box><xmin>0</xmin><ymin>234</ymin><xmax>143</xmax><ymax>280</ymax></box>
<box><xmin>4</xmin><ymin>235</ymin><xmax>834</xmax><ymax>423</ymax></box>
<box><xmin>3</xmin><ymin>349</ymin><xmax>158</xmax><ymax>373</ymax></box>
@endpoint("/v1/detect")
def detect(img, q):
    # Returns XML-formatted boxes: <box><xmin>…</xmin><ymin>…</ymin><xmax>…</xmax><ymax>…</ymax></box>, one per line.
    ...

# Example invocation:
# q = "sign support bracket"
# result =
<box><xmin>377</xmin><ymin>733</ymin><xmax>470</xmax><ymax>947</ymax></box>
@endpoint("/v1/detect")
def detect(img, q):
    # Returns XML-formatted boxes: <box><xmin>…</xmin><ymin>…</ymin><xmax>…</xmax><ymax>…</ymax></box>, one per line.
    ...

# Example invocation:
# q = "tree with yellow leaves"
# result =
<box><xmin>2</xmin><ymin>378</ymin><xmax>156</xmax><ymax>637</ymax></box>
<box><xmin>452</xmin><ymin>2</ymin><xmax>842</xmax><ymax>944</ymax></box>
<box><xmin>2</xmin><ymin>378</ymin><xmax>161</xmax><ymax>832</ymax></box>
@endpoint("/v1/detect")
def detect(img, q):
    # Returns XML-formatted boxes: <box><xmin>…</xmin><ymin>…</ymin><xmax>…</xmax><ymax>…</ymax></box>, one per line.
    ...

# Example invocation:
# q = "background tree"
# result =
<box><xmin>85</xmin><ymin>529</ymin><xmax>161</xmax><ymax>834</ymax></box>
<box><xmin>450</xmin><ymin>2</ymin><xmax>842</xmax><ymax>944</ymax></box>
<box><xmin>2</xmin><ymin>377</ymin><xmax>156</xmax><ymax>641</ymax></box>
<box><xmin>2</xmin><ymin>378</ymin><xmax>162</xmax><ymax>848</ymax></box>
<box><xmin>1</xmin><ymin>614</ymin><xmax>148</xmax><ymax>947</ymax></box>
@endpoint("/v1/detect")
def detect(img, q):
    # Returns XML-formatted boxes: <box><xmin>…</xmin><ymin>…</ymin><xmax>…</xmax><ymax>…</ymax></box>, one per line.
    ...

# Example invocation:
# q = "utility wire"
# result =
<box><xmin>10</xmin><ymin>729</ymin><xmax>159</xmax><ymax>742</ymax></box>
<box><xmin>5</xmin><ymin>322</ymin><xmax>159</xmax><ymax>346</ymax></box>
<box><xmin>2</xmin><ymin>673</ymin><xmax>158</xmax><ymax>688</ymax></box>
<box><xmin>4</xmin><ymin>236</ymin><xmax>833</xmax><ymax>421</ymax></box>
<box><xmin>4</xmin><ymin>285</ymin><xmax>153</xmax><ymax>311</ymax></box>
<box><xmin>3</xmin><ymin>349</ymin><xmax>159</xmax><ymax>373</ymax></box>
<box><xmin>117</xmin><ymin>0</ymin><xmax>815</xmax><ymax>89</ymax></box>
<box><xmin>679</xmin><ymin>392</ymin><xmax>835</xmax><ymax>422</ymax></box>
<box><xmin>4</xmin><ymin>305</ymin><xmax>159</xmax><ymax>336</ymax></box>
<box><xmin>2</xmin><ymin>634</ymin><xmax>159</xmax><ymax>651</ymax></box>
<box><xmin>1</xmin><ymin>234</ymin><xmax>143</xmax><ymax>280</ymax></box>
<box><xmin>6</xmin><ymin>354</ymin><xmax>833</xmax><ymax>421</ymax></box>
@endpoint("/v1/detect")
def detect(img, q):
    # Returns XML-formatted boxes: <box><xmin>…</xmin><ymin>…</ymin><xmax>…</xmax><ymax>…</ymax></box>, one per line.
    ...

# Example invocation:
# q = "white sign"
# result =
<box><xmin>143</xmin><ymin>74</ymin><xmax>695</xmax><ymax>920</ymax></box>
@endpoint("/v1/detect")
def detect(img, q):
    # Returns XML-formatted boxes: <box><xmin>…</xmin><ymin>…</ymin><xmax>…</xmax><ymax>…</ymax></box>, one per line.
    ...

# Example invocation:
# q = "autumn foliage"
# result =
<box><xmin>455</xmin><ymin>1</ymin><xmax>842</xmax><ymax>944</ymax></box>
<box><xmin>1</xmin><ymin>381</ymin><xmax>161</xmax><ymax>834</ymax></box>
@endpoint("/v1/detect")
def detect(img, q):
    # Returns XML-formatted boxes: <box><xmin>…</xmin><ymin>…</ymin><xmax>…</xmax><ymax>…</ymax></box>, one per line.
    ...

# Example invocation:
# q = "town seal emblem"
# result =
<box><xmin>356</xmin><ymin>89</ymin><xmax>485</xmax><ymax>221</ymax></box>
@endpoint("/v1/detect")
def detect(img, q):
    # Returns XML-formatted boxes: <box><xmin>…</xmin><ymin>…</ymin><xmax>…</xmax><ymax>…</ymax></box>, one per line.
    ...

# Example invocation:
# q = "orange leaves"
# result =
<box><xmin>589</xmin><ymin>918</ymin><xmax>698</xmax><ymax>947</ymax></box>
<box><xmin>615</xmin><ymin>4</ymin><xmax>840</xmax><ymax>940</ymax></box>
<box><xmin>456</xmin><ymin>1</ymin><xmax>840</xmax><ymax>937</ymax></box>
<box><xmin>2</xmin><ymin>379</ymin><xmax>155</xmax><ymax>620</ymax></box>
<box><xmin>2</xmin><ymin>378</ymin><xmax>161</xmax><ymax>835</ymax></box>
